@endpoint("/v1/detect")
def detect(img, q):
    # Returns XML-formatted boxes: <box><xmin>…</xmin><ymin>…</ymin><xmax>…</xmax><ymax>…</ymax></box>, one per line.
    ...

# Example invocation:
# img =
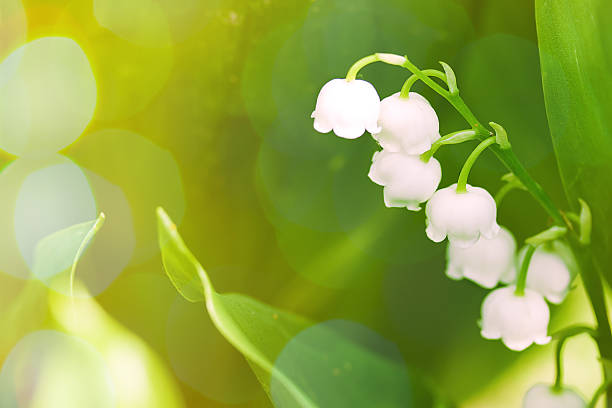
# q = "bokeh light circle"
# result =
<box><xmin>0</xmin><ymin>37</ymin><xmax>96</xmax><ymax>156</ymax></box>
<box><xmin>14</xmin><ymin>159</ymin><xmax>97</xmax><ymax>269</ymax></box>
<box><xmin>0</xmin><ymin>330</ymin><xmax>115</xmax><ymax>408</ymax></box>
<box><xmin>0</xmin><ymin>155</ymin><xmax>96</xmax><ymax>279</ymax></box>
<box><xmin>94</xmin><ymin>0</ymin><xmax>221</xmax><ymax>46</ymax></box>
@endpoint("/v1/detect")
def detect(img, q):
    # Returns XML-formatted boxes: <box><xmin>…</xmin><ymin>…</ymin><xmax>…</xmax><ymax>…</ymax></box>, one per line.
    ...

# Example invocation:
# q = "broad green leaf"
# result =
<box><xmin>156</xmin><ymin>207</ymin><xmax>443</xmax><ymax>407</ymax></box>
<box><xmin>536</xmin><ymin>0</ymin><xmax>612</xmax><ymax>283</ymax></box>
<box><xmin>157</xmin><ymin>207</ymin><xmax>315</xmax><ymax>406</ymax></box>
<box><xmin>32</xmin><ymin>213</ymin><xmax>105</xmax><ymax>297</ymax></box>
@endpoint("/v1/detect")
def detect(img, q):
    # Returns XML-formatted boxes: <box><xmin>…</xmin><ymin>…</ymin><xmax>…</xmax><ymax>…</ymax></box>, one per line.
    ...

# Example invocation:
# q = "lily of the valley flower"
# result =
<box><xmin>523</xmin><ymin>384</ymin><xmax>586</xmax><ymax>408</ymax></box>
<box><xmin>446</xmin><ymin>227</ymin><xmax>516</xmax><ymax>288</ymax></box>
<box><xmin>510</xmin><ymin>242</ymin><xmax>574</xmax><ymax>304</ymax></box>
<box><xmin>425</xmin><ymin>184</ymin><xmax>500</xmax><ymax>248</ymax></box>
<box><xmin>368</xmin><ymin>150</ymin><xmax>441</xmax><ymax>211</ymax></box>
<box><xmin>480</xmin><ymin>286</ymin><xmax>551</xmax><ymax>351</ymax></box>
<box><xmin>371</xmin><ymin>92</ymin><xmax>440</xmax><ymax>154</ymax></box>
<box><xmin>311</xmin><ymin>79</ymin><xmax>380</xmax><ymax>139</ymax></box>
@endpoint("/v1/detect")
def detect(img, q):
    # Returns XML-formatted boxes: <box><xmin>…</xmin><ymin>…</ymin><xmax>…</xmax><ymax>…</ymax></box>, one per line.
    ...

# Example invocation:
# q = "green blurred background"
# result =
<box><xmin>0</xmin><ymin>0</ymin><xmax>604</xmax><ymax>406</ymax></box>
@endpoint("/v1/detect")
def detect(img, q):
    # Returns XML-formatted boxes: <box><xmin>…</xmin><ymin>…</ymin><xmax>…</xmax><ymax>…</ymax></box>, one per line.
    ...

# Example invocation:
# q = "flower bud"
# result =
<box><xmin>446</xmin><ymin>227</ymin><xmax>516</xmax><ymax>288</ymax></box>
<box><xmin>512</xmin><ymin>242</ymin><xmax>575</xmax><ymax>304</ymax></box>
<box><xmin>311</xmin><ymin>79</ymin><xmax>380</xmax><ymax>139</ymax></box>
<box><xmin>368</xmin><ymin>150</ymin><xmax>441</xmax><ymax>211</ymax></box>
<box><xmin>480</xmin><ymin>286</ymin><xmax>551</xmax><ymax>351</ymax></box>
<box><xmin>371</xmin><ymin>92</ymin><xmax>440</xmax><ymax>155</ymax></box>
<box><xmin>523</xmin><ymin>384</ymin><xmax>586</xmax><ymax>408</ymax></box>
<box><xmin>425</xmin><ymin>184</ymin><xmax>500</xmax><ymax>248</ymax></box>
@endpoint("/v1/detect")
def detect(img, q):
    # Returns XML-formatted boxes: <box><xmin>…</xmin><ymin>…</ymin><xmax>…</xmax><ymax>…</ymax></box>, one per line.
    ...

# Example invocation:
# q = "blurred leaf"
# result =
<box><xmin>157</xmin><ymin>207</ymin><xmax>314</xmax><ymax>405</ymax></box>
<box><xmin>536</xmin><ymin>0</ymin><xmax>612</xmax><ymax>283</ymax></box>
<box><xmin>32</xmin><ymin>213</ymin><xmax>105</xmax><ymax>296</ymax></box>
<box><xmin>157</xmin><ymin>207</ymin><xmax>443</xmax><ymax>407</ymax></box>
<box><xmin>49</xmin><ymin>290</ymin><xmax>185</xmax><ymax>408</ymax></box>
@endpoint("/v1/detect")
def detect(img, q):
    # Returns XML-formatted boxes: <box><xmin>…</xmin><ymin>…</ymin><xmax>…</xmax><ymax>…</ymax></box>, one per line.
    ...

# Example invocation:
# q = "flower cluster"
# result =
<box><xmin>312</xmin><ymin>73</ymin><xmax>576</xmax><ymax>352</ymax></box>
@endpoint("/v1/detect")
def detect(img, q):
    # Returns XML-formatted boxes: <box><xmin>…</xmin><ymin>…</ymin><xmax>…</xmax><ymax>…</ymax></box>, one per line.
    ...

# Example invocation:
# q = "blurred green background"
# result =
<box><xmin>0</xmin><ymin>0</ymin><xmax>604</xmax><ymax>406</ymax></box>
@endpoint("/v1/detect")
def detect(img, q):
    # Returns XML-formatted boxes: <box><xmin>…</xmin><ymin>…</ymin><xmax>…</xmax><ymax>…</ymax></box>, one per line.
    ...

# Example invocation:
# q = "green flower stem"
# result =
<box><xmin>494</xmin><ymin>182</ymin><xmax>516</xmax><ymax>206</ymax></box>
<box><xmin>590</xmin><ymin>380</ymin><xmax>612</xmax><ymax>408</ymax></box>
<box><xmin>398</xmin><ymin>57</ymin><xmax>566</xmax><ymax>225</ymax></box>
<box><xmin>515</xmin><ymin>244</ymin><xmax>536</xmax><ymax>296</ymax></box>
<box><xmin>400</xmin><ymin>69</ymin><xmax>447</xmax><ymax>98</ymax></box>
<box><xmin>420</xmin><ymin>129</ymin><xmax>478</xmax><ymax>162</ymax></box>
<box><xmin>456</xmin><ymin>136</ymin><xmax>496</xmax><ymax>193</ymax></box>
<box><xmin>345</xmin><ymin>54</ymin><xmax>380</xmax><ymax>81</ymax></box>
<box><xmin>552</xmin><ymin>326</ymin><xmax>598</xmax><ymax>391</ymax></box>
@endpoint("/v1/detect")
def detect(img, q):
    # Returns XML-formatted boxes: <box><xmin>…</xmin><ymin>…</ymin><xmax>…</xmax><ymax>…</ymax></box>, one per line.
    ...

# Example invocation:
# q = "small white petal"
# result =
<box><xmin>312</xmin><ymin>116</ymin><xmax>333</xmax><ymax>134</ymax></box>
<box><xmin>535</xmin><ymin>335</ymin><xmax>552</xmax><ymax>345</ymax></box>
<box><xmin>426</xmin><ymin>223</ymin><xmax>447</xmax><ymax>243</ymax></box>
<box><xmin>312</xmin><ymin>79</ymin><xmax>380</xmax><ymax>139</ymax></box>
<box><xmin>446</xmin><ymin>227</ymin><xmax>517</xmax><ymax>288</ymax></box>
<box><xmin>369</xmin><ymin>150</ymin><xmax>441</xmax><ymax>211</ymax></box>
<box><xmin>425</xmin><ymin>184</ymin><xmax>499</xmax><ymax>247</ymax></box>
<box><xmin>503</xmin><ymin>337</ymin><xmax>532</xmax><ymax>352</ymax></box>
<box><xmin>333</xmin><ymin>124</ymin><xmax>366</xmax><ymax>140</ymax></box>
<box><xmin>523</xmin><ymin>384</ymin><xmax>586</xmax><ymax>408</ymax></box>
<box><xmin>480</xmin><ymin>286</ymin><xmax>550</xmax><ymax>351</ymax></box>
<box><xmin>372</xmin><ymin>92</ymin><xmax>440</xmax><ymax>154</ymax></box>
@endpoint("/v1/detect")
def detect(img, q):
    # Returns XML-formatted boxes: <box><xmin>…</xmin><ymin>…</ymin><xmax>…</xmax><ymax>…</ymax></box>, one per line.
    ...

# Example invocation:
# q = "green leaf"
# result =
<box><xmin>536</xmin><ymin>0</ymin><xmax>612</xmax><ymax>283</ymax></box>
<box><xmin>32</xmin><ymin>213</ymin><xmax>105</xmax><ymax>296</ymax></box>
<box><xmin>156</xmin><ymin>207</ymin><xmax>443</xmax><ymax>408</ymax></box>
<box><xmin>439</xmin><ymin>61</ymin><xmax>458</xmax><ymax>94</ymax></box>
<box><xmin>489</xmin><ymin>122</ymin><xmax>511</xmax><ymax>150</ymax></box>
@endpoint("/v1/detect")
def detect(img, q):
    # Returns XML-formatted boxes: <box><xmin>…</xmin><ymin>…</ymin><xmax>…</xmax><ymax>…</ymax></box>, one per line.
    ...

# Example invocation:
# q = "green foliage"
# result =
<box><xmin>32</xmin><ymin>213</ymin><xmax>105</xmax><ymax>296</ymax></box>
<box><xmin>536</xmin><ymin>0</ymin><xmax>612</xmax><ymax>283</ymax></box>
<box><xmin>156</xmin><ymin>207</ymin><xmax>443</xmax><ymax>407</ymax></box>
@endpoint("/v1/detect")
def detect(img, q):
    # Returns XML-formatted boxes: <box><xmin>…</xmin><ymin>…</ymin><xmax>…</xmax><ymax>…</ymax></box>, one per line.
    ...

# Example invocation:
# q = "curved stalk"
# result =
<box><xmin>494</xmin><ymin>182</ymin><xmax>516</xmax><ymax>206</ymax></box>
<box><xmin>590</xmin><ymin>380</ymin><xmax>612</xmax><ymax>408</ymax></box>
<box><xmin>346</xmin><ymin>55</ymin><xmax>380</xmax><ymax>81</ymax></box>
<box><xmin>400</xmin><ymin>69</ymin><xmax>447</xmax><ymax>98</ymax></box>
<box><xmin>456</xmin><ymin>136</ymin><xmax>496</xmax><ymax>193</ymax></box>
<box><xmin>552</xmin><ymin>326</ymin><xmax>598</xmax><ymax>391</ymax></box>
<box><xmin>420</xmin><ymin>129</ymin><xmax>478</xmax><ymax>162</ymax></box>
<box><xmin>515</xmin><ymin>244</ymin><xmax>536</xmax><ymax>296</ymax></box>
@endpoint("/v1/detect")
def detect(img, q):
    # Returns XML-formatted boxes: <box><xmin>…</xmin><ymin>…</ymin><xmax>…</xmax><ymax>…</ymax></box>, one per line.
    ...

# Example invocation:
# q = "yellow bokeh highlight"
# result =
<box><xmin>0</xmin><ymin>37</ymin><xmax>96</xmax><ymax>156</ymax></box>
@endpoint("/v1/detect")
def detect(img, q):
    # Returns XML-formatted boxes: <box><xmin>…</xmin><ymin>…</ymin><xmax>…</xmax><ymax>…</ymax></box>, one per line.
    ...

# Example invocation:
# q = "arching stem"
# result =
<box><xmin>553</xmin><ymin>326</ymin><xmax>598</xmax><ymax>391</ymax></box>
<box><xmin>400</xmin><ymin>69</ymin><xmax>447</xmax><ymax>98</ymax></box>
<box><xmin>515</xmin><ymin>244</ymin><xmax>536</xmax><ymax>296</ymax></box>
<box><xmin>456</xmin><ymin>136</ymin><xmax>496</xmax><ymax>193</ymax></box>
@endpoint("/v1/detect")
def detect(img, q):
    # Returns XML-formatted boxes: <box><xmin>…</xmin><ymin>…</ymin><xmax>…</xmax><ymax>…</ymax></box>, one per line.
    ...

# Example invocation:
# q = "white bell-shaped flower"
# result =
<box><xmin>480</xmin><ymin>286</ymin><xmax>551</xmax><ymax>351</ymax></box>
<box><xmin>311</xmin><ymin>78</ymin><xmax>380</xmax><ymax>139</ymax></box>
<box><xmin>368</xmin><ymin>150</ymin><xmax>441</xmax><ymax>211</ymax></box>
<box><xmin>446</xmin><ymin>227</ymin><xmax>516</xmax><ymax>288</ymax></box>
<box><xmin>511</xmin><ymin>242</ymin><xmax>574</xmax><ymax>304</ymax></box>
<box><xmin>523</xmin><ymin>384</ymin><xmax>586</xmax><ymax>408</ymax></box>
<box><xmin>371</xmin><ymin>92</ymin><xmax>440</xmax><ymax>155</ymax></box>
<box><xmin>425</xmin><ymin>184</ymin><xmax>500</xmax><ymax>248</ymax></box>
